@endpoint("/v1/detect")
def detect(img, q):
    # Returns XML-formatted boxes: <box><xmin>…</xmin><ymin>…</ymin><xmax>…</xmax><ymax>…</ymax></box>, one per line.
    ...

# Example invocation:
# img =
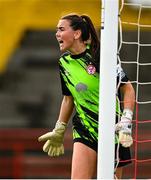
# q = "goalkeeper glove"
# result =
<box><xmin>38</xmin><ymin>120</ymin><xmax>67</xmax><ymax>157</ymax></box>
<box><xmin>116</xmin><ymin>109</ymin><xmax>133</xmax><ymax>148</ymax></box>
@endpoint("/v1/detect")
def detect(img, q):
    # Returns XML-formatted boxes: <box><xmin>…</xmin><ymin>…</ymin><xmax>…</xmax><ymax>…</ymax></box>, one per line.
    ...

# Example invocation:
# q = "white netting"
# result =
<box><xmin>118</xmin><ymin>0</ymin><xmax>151</xmax><ymax>179</ymax></box>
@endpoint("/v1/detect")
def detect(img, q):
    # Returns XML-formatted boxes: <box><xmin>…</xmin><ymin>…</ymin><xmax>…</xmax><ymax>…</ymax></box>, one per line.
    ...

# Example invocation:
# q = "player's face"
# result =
<box><xmin>56</xmin><ymin>19</ymin><xmax>76</xmax><ymax>53</ymax></box>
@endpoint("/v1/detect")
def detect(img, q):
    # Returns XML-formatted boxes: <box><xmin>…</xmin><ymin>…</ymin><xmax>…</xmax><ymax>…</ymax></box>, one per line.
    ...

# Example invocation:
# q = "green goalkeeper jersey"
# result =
<box><xmin>59</xmin><ymin>49</ymin><xmax>129</xmax><ymax>144</ymax></box>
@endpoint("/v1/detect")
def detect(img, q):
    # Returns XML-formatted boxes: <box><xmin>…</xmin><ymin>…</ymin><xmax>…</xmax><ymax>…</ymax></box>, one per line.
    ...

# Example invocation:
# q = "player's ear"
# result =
<box><xmin>74</xmin><ymin>29</ymin><xmax>82</xmax><ymax>40</ymax></box>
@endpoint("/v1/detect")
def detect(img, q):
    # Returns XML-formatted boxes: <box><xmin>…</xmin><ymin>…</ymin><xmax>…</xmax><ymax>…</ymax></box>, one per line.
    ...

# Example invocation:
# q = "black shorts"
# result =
<box><xmin>73</xmin><ymin>128</ymin><xmax>132</xmax><ymax>168</ymax></box>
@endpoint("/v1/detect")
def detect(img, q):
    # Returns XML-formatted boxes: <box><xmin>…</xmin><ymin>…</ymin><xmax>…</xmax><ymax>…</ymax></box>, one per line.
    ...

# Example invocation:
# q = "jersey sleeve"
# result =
<box><xmin>59</xmin><ymin>64</ymin><xmax>72</xmax><ymax>96</ymax></box>
<box><xmin>116</xmin><ymin>64</ymin><xmax>129</xmax><ymax>87</ymax></box>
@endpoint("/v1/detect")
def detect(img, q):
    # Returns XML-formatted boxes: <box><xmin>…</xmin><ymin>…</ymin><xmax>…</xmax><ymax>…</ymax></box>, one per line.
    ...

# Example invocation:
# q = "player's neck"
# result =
<box><xmin>69</xmin><ymin>41</ymin><xmax>86</xmax><ymax>55</ymax></box>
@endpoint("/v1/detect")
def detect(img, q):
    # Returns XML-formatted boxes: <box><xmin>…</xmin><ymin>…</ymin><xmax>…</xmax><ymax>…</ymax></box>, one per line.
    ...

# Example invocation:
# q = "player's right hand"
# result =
<box><xmin>115</xmin><ymin>109</ymin><xmax>133</xmax><ymax>147</ymax></box>
<box><xmin>38</xmin><ymin>120</ymin><xmax>67</xmax><ymax>157</ymax></box>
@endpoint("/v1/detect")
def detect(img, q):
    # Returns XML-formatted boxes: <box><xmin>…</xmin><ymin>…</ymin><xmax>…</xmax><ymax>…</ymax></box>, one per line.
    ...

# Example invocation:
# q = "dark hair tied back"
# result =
<box><xmin>62</xmin><ymin>14</ymin><xmax>90</xmax><ymax>42</ymax></box>
<box><xmin>61</xmin><ymin>14</ymin><xmax>100</xmax><ymax>72</ymax></box>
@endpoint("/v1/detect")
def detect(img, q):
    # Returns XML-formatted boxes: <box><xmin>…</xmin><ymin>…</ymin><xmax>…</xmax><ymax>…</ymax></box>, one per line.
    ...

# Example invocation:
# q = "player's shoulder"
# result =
<box><xmin>60</xmin><ymin>52</ymin><xmax>70</xmax><ymax>58</ymax></box>
<box><xmin>59</xmin><ymin>52</ymin><xmax>70</xmax><ymax>63</ymax></box>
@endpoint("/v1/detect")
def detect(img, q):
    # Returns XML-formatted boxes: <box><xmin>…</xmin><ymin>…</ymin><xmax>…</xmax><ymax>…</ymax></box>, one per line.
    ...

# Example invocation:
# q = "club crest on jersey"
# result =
<box><xmin>87</xmin><ymin>64</ymin><xmax>96</xmax><ymax>75</ymax></box>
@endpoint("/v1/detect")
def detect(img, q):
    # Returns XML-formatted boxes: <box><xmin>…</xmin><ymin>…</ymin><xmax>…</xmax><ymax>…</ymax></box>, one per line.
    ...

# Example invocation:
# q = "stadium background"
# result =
<box><xmin>0</xmin><ymin>0</ymin><xmax>150</xmax><ymax>178</ymax></box>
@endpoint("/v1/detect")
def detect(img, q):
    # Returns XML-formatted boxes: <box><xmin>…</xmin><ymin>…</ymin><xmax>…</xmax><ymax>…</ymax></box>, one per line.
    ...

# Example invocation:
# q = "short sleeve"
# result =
<box><xmin>117</xmin><ymin>64</ymin><xmax>129</xmax><ymax>87</ymax></box>
<box><xmin>59</xmin><ymin>69</ymin><xmax>72</xmax><ymax>96</ymax></box>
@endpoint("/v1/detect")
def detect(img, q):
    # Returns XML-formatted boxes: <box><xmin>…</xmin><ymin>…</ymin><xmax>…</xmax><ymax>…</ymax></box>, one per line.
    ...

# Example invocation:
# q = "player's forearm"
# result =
<box><xmin>121</xmin><ymin>82</ymin><xmax>135</xmax><ymax>111</ymax></box>
<box><xmin>58</xmin><ymin>95</ymin><xmax>74</xmax><ymax>124</ymax></box>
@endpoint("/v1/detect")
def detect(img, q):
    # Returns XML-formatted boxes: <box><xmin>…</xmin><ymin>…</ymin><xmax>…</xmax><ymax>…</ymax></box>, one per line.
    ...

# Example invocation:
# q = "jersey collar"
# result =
<box><xmin>70</xmin><ymin>49</ymin><xmax>89</xmax><ymax>59</ymax></box>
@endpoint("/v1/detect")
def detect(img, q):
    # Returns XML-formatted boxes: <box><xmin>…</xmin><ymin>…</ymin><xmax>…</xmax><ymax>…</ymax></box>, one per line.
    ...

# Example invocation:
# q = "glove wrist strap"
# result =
<box><xmin>54</xmin><ymin>120</ymin><xmax>67</xmax><ymax>131</ymax></box>
<box><xmin>57</xmin><ymin>120</ymin><xmax>67</xmax><ymax>126</ymax></box>
<box><xmin>122</xmin><ymin>108</ymin><xmax>133</xmax><ymax>121</ymax></box>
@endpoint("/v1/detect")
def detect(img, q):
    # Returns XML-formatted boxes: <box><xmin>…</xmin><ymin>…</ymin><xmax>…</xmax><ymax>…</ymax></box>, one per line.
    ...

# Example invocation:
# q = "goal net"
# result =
<box><xmin>98</xmin><ymin>0</ymin><xmax>151</xmax><ymax>179</ymax></box>
<box><xmin>118</xmin><ymin>0</ymin><xmax>151</xmax><ymax>178</ymax></box>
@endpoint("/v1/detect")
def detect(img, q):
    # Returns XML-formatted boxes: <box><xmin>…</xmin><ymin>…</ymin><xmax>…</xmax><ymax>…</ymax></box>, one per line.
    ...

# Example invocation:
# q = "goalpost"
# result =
<box><xmin>97</xmin><ymin>0</ymin><xmax>119</xmax><ymax>179</ymax></box>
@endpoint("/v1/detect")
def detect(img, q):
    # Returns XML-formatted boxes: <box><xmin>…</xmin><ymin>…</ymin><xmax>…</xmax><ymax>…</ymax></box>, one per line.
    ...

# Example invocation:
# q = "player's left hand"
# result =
<box><xmin>115</xmin><ymin>109</ymin><xmax>133</xmax><ymax>147</ymax></box>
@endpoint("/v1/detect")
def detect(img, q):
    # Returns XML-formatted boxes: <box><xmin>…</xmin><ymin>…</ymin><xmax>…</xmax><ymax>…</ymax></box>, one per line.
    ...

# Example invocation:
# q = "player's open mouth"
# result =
<box><xmin>59</xmin><ymin>40</ymin><xmax>63</xmax><ymax>45</ymax></box>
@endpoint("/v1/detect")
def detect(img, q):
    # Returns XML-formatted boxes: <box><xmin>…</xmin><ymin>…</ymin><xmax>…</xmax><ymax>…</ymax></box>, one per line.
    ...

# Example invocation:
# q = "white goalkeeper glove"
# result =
<box><xmin>38</xmin><ymin>120</ymin><xmax>67</xmax><ymax>157</ymax></box>
<box><xmin>116</xmin><ymin>109</ymin><xmax>133</xmax><ymax>148</ymax></box>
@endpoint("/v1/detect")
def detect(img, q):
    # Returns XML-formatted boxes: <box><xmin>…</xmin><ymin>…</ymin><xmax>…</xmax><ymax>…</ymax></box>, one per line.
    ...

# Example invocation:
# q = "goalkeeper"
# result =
<box><xmin>38</xmin><ymin>13</ymin><xmax>135</xmax><ymax>179</ymax></box>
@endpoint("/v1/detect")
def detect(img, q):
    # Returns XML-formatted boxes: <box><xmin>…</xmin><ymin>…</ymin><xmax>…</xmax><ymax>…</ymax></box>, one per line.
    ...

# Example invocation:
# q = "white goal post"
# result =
<box><xmin>97</xmin><ymin>0</ymin><xmax>119</xmax><ymax>179</ymax></box>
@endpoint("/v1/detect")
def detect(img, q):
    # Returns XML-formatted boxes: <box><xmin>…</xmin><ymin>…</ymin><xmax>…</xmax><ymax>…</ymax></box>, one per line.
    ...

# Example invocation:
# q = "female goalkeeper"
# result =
<box><xmin>38</xmin><ymin>13</ymin><xmax>135</xmax><ymax>179</ymax></box>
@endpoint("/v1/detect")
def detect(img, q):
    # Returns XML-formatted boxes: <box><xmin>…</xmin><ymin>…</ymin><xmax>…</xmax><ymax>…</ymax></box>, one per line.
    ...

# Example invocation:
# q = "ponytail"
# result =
<box><xmin>81</xmin><ymin>15</ymin><xmax>100</xmax><ymax>67</ymax></box>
